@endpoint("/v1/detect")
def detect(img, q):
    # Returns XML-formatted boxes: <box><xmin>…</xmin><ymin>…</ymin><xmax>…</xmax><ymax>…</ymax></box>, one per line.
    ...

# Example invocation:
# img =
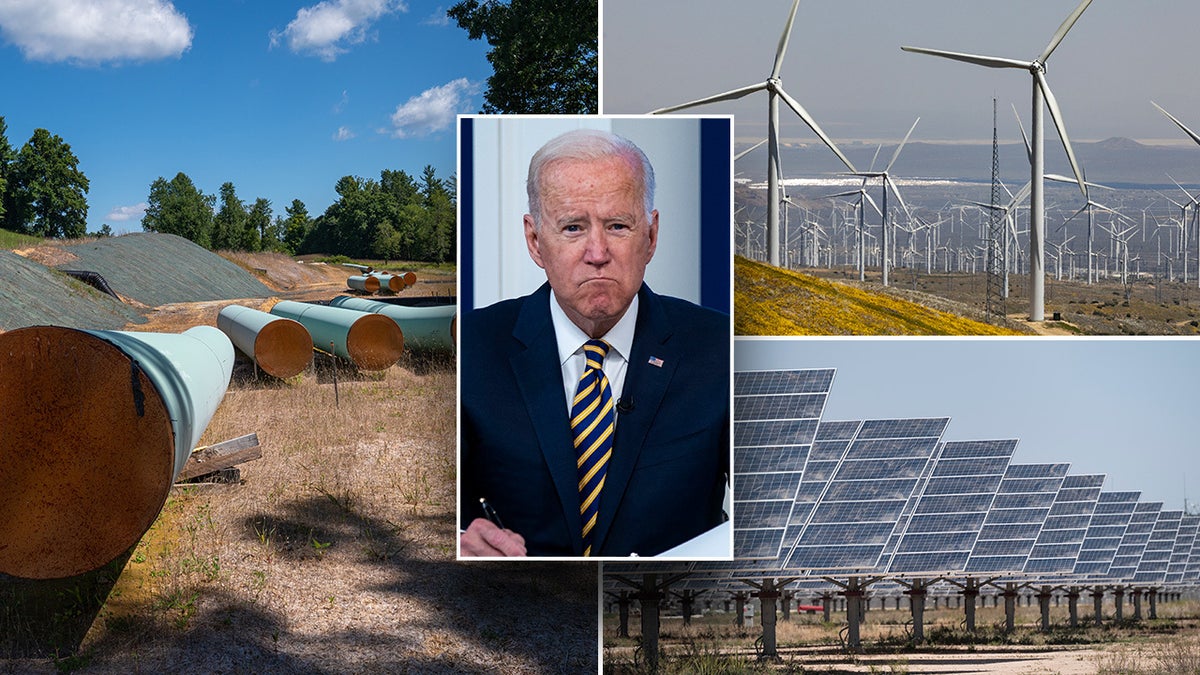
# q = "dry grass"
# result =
<box><xmin>735</xmin><ymin>257</ymin><xmax>1026</xmax><ymax>335</ymax></box>
<box><xmin>5</xmin><ymin>346</ymin><xmax>595</xmax><ymax>673</ymax></box>
<box><xmin>604</xmin><ymin>600</ymin><xmax>1200</xmax><ymax>673</ymax></box>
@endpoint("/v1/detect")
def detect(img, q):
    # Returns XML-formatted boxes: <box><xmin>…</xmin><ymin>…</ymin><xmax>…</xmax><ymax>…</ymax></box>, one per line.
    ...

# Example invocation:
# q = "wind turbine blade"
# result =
<box><xmin>1155</xmin><ymin>190</ymin><xmax>1185</xmax><ymax>209</ymax></box>
<box><xmin>1152</xmin><ymin>101</ymin><xmax>1200</xmax><ymax>147</ymax></box>
<box><xmin>1046</xmin><ymin>173</ymin><xmax>1115</xmax><ymax>191</ymax></box>
<box><xmin>651</xmin><ymin>81</ymin><xmax>767</xmax><ymax>114</ymax></box>
<box><xmin>1060</xmin><ymin>204</ymin><xmax>1088</xmax><ymax>228</ymax></box>
<box><xmin>886</xmin><ymin>177</ymin><xmax>912</xmax><ymax>219</ymax></box>
<box><xmin>1165</xmin><ymin>174</ymin><xmax>1200</xmax><ymax>204</ymax></box>
<box><xmin>868</xmin><ymin>144</ymin><xmax>882</xmax><ymax>173</ymax></box>
<box><xmin>776</xmin><ymin>86</ymin><xmax>857</xmax><ymax>172</ymax></box>
<box><xmin>1012</xmin><ymin>103</ymin><xmax>1033</xmax><ymax>166</ymax></box>
<box><xmin>1009</xmin><ymin>180</ymin><xmax>1032</xmax><ymax>210</ymax></box>
<box><xmin>735</xmin><ymin>138</ymin><xmax>768</xmax><ymax>162</ymax></box>
<box><xmin>1036</xmin><ymin>71</ymin><xmax>1087</xmax><ymax>198</ymax></box>
<box><xmin>862</xmin><ymin>191</ymin><xmax>883</xmax><ymax>218</ymax></box>
<box><xmin>1039</xmin><ymin>0</ymin><xmax>1094</xmax><ymax>63</ymax></box>
<box><xmin>966</xmin><ymin>200</ymin><xmax>1000</xmax><ymax>211</ymax></box>
<box><xmin>822</xmin><ymin>189</ymin><xmax>866</xmax><ymax>200</ymax></box>
<box><xmin>901</xmin><ymin>46</ymin><xmax>1030</xmax><ymax>70</ymax></box>
<box><xmin>885</xmin><ymin>117</ymin><xmax>920</xmax><ymax>173</ymax></box>
<box><xmin>771</xmin><ymin>0</ymin><xmax>802</xmax><ymax>79</ymax></box>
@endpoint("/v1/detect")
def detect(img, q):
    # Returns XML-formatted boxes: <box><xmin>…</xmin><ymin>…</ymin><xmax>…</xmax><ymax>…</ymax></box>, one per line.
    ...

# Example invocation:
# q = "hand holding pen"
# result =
<box><xmin>459</xmin><ymin>497</ymin><xmax>526</xmax><ymax>557</ymax></box>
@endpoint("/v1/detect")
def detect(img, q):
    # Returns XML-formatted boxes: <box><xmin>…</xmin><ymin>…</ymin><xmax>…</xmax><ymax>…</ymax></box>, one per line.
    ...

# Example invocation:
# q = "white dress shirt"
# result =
<box><xmin>549</xmin><ymin>290</ymin><xmax>637</xmax><ymax>416</ymax></box>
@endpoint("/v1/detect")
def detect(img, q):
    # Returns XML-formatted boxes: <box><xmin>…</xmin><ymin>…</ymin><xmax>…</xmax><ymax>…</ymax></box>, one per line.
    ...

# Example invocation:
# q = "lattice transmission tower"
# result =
<box><xmin>985</xmin><ymin>98</ymin><xmax>1006</xmax><ymax>322</ymax></box>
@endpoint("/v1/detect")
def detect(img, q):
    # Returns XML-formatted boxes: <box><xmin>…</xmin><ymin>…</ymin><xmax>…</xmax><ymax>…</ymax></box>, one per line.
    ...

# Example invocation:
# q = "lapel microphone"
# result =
<box><xmin>617</xmin><ymin>396</ymin><xmax>635</xmax><ymax>414</ymax></box>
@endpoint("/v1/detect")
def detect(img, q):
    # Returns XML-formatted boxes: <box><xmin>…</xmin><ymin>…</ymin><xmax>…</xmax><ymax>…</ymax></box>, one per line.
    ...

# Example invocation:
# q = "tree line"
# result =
<box><xmin>0</xmin><ymin>116</ymin><xmax>455</xmax><ymax>262</ymax></box>
<box><xmin>141</xmin><ymin>165</ymin><xmax>455</xmax><ymax>262</ymax></box>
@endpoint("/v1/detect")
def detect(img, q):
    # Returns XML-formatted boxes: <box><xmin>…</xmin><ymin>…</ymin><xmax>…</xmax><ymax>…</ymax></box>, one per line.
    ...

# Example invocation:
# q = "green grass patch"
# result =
<box><xmin>0</xmin><ymin>228</ymin><xmax>43</xmax><ymax>250</ymax></box>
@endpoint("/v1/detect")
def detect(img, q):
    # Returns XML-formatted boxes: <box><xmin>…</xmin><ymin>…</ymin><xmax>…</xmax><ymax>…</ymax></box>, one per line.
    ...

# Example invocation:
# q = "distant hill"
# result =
<box><xmin>735</xmin><ymin>257</ymin><xmax>1026</xmax><ymax>336</ymax></box>
<box><xmin>737</xmin><ymin>137</ymin><xmax>1200</xmax><ymax>188</ymax></box>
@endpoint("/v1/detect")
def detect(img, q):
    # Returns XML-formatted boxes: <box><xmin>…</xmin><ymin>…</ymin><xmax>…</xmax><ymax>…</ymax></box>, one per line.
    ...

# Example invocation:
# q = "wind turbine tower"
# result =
<box><xmin>652</xmin><ymin>0</ymin><xmax>856</xmax><ymax>268</ymax></box>
<box><xmin>903</xmin><ymin>0</ymin><xmax>1092</xmax><ymax>321</ymax></box>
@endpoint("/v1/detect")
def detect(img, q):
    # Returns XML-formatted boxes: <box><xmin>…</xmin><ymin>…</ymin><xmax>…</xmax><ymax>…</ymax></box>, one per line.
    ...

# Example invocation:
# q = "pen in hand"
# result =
<box><xmin>479</xmin><ymin>497</ymin><xmax>505</xmax><ymax>530</ymax></box>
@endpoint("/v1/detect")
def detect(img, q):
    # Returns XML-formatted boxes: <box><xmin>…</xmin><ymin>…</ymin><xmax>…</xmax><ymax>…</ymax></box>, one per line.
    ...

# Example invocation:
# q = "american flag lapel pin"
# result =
<box><xmin>648</xmin><ymin>356</ymin><xmax>664</xmax><ymax>368</ymax></box>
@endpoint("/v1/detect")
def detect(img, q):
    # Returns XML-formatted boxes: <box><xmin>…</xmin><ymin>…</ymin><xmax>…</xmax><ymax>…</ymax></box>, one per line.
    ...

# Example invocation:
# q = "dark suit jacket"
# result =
<box><xmin>460</xmin><ymin>282</ymin><xmax>729</xmax><ymax>557</ymax></box>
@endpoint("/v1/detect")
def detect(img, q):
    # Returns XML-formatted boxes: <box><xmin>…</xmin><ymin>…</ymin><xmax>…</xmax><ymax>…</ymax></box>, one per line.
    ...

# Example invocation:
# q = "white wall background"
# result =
<box><xmin>465</xmin><ymin>116</ymin><xmax>708</xmax><ymax>309</ymax></box>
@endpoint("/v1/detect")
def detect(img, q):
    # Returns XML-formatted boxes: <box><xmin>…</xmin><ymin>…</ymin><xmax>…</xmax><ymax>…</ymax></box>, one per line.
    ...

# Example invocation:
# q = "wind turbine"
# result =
<box><xmin>824</xmin><ymin>184</ymin><xmax>882</xmax><ymax>281</ymax></box>
<box><xmin>652</xmin><ymin>0</ymin><xmax>856</xmax><ymax>268</ymax></box>
<box><xmin>903</xmin><ymin>0</ymin><xmax>1092</xmax><ymax>321</ymax></box>
<box><xmin>848</xmin><ymin>118</ymin><xmax>920</xmax><ymax>287</ymax></box>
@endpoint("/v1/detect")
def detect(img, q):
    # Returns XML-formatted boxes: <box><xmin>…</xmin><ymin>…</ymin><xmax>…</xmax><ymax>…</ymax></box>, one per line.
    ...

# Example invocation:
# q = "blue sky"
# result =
<box><xmin>0</xmin><ymin>0</ymin><xmax>490</xmax><ymax>234</ymax></box>
<box><xmin>735</xmin><ymin>338</ymin><xmax>1200</xmax><ymax>513</ymax></box>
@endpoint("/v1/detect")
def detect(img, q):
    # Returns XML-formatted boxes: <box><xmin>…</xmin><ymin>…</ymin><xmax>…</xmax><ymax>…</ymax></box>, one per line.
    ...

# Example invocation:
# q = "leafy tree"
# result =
<box><xmin>142</xmin><ymin>172</ymin><xmax>214</xmax><ymax>248</ymax></box>
<box><xmin>0</xmin><ymin>117</ymin><xmax>15</xmax><ymax>229</ymax></box>
<box><xmin>8</xmin><ymin>128</ymin><xmax>89</xmax><ymax>238</ymax></box>
<box><xmin>420</xmin><ymin>165</ymin><xmax>455</xmax><ymax>262</ymax></box>
<box><xmin>245</xmin><ymin>197</ymin><xmax>273</xmax><ymax>252</ymax></box>
<box><xmin>282</xmin><ymin>199</ymin><xmax>312</xmax><ymax>254</ymax></box>
<box><xmin>448</xmin><ymin>0</ymin><xmax>597</xmax><ymax>114</ymax></box>
<box><xmin>95</xmin><ymin>224</ymin><xmax>113</xmax><ymax>237</ymax></box>
<box><xmin>212</xmin><ymin>182</ymin><xmax>247</xmax><ymax>250</ymax></box>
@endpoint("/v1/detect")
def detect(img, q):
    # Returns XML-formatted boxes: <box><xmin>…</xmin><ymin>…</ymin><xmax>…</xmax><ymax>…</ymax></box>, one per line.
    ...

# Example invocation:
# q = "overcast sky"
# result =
<box><xmin>602</xmin><ymin>1</ymin><xmax>1200</xmax><ymax>147</ymax></box>
<box><xmin>735</xmin><ymin>338</ymin><xmax>1199</xmax><ymax>513</ymax></box>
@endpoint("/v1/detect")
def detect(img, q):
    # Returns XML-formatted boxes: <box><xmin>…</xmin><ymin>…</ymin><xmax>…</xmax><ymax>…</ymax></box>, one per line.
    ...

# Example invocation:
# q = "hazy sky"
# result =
<box><xmin>735</xmin><ymin>338</ymin><xmax>1199</xmax><ymax>513</ymax></box>
<box><xmin>603</xmin><ymin>1</ymin><xmax>1200</xmax><ymax>147</ymax></box>
<box><xmin>1</xmin><ymin>1</ymin><xmax>489</xmax><ymax>234</ymax></box>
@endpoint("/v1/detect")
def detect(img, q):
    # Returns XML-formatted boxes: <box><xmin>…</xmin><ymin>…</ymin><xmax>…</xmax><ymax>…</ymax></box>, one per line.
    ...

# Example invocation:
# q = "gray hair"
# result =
<box><xmin>526</xmin><ymin>128</ymin><xmax>655</xmax><ymax>228</ymax></box>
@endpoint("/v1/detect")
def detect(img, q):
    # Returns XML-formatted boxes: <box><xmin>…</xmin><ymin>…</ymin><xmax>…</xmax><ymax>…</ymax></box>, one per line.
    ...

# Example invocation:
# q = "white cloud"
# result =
<box><xmin>422</xmin><ymin>7</ymin><xmax>450</xmax><ymax>27</ymax></box>
<box><xmin>272</xmin><ymin>0</ymin><xmax>407</xmax><ymax>62</ymax></box>
<box><xmin>106</xmin><ymin>203</ymin><xmax>148</xmax><ymax>222</ymax></box>
<box><xmin>0</xmin><ymin>0</ymin><xmax>192</xmax><ymax>64</ymax></box>
<box><xmin>333</xmin><ymin>126</ymin><xmax>356</xmax><ymax>142</ymax></box>
<box><xmin>389</xmin><ymin>78</ymin><xmax>478</xmax><ymax>139</ymax></box>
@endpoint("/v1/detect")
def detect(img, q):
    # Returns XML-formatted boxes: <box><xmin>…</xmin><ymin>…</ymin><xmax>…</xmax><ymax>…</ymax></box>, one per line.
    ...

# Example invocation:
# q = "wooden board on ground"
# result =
<box><xmin>176</xmin><ymin>433</ymin><xmax>261</xmax><ymax>482</ymax></box>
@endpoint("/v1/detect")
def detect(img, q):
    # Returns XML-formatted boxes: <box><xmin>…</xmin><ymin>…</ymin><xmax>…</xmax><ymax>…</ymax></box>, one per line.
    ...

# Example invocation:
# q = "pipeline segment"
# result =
<box><xmin>217</xmin><ymin>305</ymin><xmax>313</xmax><ymax>379</ymax></box>
<box><xmin>0</xmin><ymin>325</ymin><xmax>234</xmax><ymax>579</ymax></box>
<box><xmin>347</xmin><ymin>275</ymin><xmax>381</xmax><ymax>293</ymax></box>
<box><xmin>368</xmin><ymin>272</ymin><xmax>403</xmax><ymax>293</ymax></box>
<box><xmin>269</xmin><ymin>300</ymin><xmax>404</xmax><ymax>370</ymax></box>
<box><xmin>328</xmin><ymin>296</ymin><xmax>455</xmax><ymax>352</ymax></box>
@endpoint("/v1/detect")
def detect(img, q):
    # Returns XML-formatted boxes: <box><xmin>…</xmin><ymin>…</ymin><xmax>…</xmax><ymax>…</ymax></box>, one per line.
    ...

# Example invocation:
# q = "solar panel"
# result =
<box><xmin>1024</xmin><ymin>474</ymin><xmax>1105</xmax><ymax>575</ymax></box>
<box><xmin>1189</xmin><ymin>517</ymin><xmax>1200</xmax><ymax>582</ymax></box>
<box><xmin>965</xmin><ymin>463</ymin><xmax>1069</xmax><ymax>573</ymax></box>
<box><xmin>1166</xmin><ymin>514</ymin><xmax>1199</xmax><ymax>584</ymax></box>
<box><xmin>1108</xmin><ymin>501</ymin><xmax>1163</xmax><ymax>582</ymax></box>
<box><xmin>732</xmin><ymin>369</ymin><xmax>834</xmax><ymax>559</ymax></box>
<box><xmin>885</xmin><ymin>439</ymin><xmax>1018</xmax><ymax>574</ymax></box>
<box><xmin>1134</xmin><ymin>510</ymin><xmax>1183</xmax><ymax>585</ymax></box>
<box><xmin>785</xmin><ymin>417</ymin><xmax>949</xmax><ymax>572</ymax></box>
<box><xmin>780</xmin><ymin>420</ymin><xmax>860</xmax><ymax>561</ymax></box>
<box><xmin>1073</xmin><ymin>491</ymin><xmax>1140</xmax><ymax>577</ymax></box>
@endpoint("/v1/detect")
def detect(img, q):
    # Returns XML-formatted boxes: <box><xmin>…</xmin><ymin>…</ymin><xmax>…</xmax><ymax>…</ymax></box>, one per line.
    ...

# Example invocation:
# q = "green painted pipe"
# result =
<box><xmin>368</xmin><ymin>272</ymin><xmax>403</xmax><ymax>293</ymax></box>
<box><xmin>217</xmin><ymin>305</ymin><xmax>313</xmax><ymax>379</ymax></box>
<box><xmin>270</xmin><ymin>300</ymin><xmax>404</xmax><ymax>370</ymax></box>
<box><xmin>0</xmin><ymin>325</ymin><xmax>234</xmax><ymax>579</ymax></box>
<box><xmin>328</xmin><ymin>296</ymin><xmax>455</xmax><ymax>352</ymax></box>
<box><xmin>347</xmin><ymin>274</ymin><xmax>380</xmax><ymax>293</ymax></box>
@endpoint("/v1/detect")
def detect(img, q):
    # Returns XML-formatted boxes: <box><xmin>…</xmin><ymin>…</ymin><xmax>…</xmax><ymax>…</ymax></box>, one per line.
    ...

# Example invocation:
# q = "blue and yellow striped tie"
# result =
<box><xmin>572</xmin><ymin>339</ymin><xmax>614</xmax><ymax>557</ymax></box>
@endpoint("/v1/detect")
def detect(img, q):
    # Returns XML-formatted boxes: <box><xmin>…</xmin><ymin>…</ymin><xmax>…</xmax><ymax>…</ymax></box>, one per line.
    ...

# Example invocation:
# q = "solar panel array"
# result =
<box><xmin>1024</xmin><ymin>473</ymin><xmax>1104</xmax><ymax>575</ymax></box>
<box><xmin>1074</xmin><ymin>491</ymin><xmax>1141</xmax><ymax>577</ymax></box>
<box><xmin>884</xmin><ymin>439</ymin><xmax>1017</xmax><ymax>574</ymax></box>
<box><xmin>604</xmin><ymin>368</ymin><xmax>1198</xmax><ymax>591</ymax></box>
<box><xmin>732</xmin><ymin>369</ymin><xmax>833</xmax><ymax>559</ymax></box>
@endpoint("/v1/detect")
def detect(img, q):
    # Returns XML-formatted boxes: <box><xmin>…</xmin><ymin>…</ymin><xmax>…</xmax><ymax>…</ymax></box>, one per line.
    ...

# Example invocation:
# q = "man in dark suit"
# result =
<box><xmin>459</xmin><ymin>128</ymin><xmax>729</xmax><ymax>557</ymax></box>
